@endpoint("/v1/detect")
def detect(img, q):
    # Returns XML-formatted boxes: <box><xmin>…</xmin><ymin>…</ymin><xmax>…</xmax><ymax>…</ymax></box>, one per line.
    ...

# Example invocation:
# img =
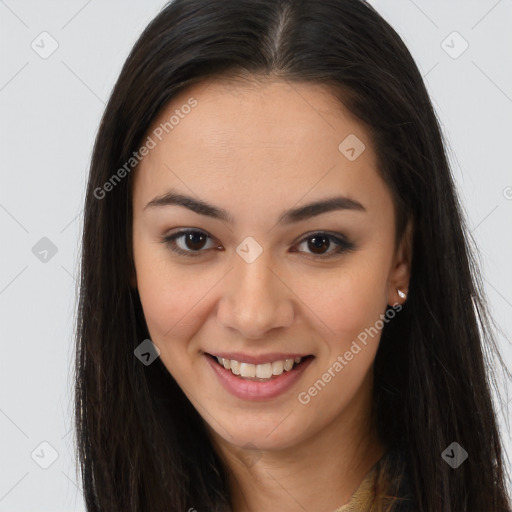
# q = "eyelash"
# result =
<box><xmin>161</xmin><ymin>229</ymin><xmax>355</xmax><ymax>260</ymax></box>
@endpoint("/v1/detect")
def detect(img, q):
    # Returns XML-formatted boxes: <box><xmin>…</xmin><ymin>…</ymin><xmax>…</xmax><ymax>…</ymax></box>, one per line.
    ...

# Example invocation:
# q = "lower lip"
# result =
<box><xmin>205</xmin><ymin>354</ymin><xmax>314</xmax><ymax>401</ymax></box>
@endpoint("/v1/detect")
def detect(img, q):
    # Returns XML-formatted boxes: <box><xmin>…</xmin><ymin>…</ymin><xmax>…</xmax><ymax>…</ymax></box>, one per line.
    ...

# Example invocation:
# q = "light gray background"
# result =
<box><xmin>0</xmin><ymin>0</ymin><xmax>511</xmax><ymax>510</ymax></box>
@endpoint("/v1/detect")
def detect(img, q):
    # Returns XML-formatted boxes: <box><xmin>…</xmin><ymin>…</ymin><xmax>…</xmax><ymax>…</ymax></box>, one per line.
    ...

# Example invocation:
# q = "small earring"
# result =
<box><xmin>397</xmin><ymin>288</ymin><xmax>407</xmax><ymax>299</ymax></box>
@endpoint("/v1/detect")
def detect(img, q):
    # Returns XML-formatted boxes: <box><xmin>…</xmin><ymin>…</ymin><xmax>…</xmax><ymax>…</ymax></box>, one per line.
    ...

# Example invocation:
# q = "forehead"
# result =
<box><xmin>132</xmin><ymin>76</ymin><xmax>389</xmax><ymax>219</ymax></box>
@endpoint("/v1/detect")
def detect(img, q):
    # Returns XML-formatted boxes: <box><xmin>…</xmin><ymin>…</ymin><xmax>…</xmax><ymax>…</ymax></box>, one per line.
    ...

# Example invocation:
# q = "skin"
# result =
<box><xmin>131</xmin><ymin>75</ymin><xmax>411</xmax><ymax>512</ymax></box>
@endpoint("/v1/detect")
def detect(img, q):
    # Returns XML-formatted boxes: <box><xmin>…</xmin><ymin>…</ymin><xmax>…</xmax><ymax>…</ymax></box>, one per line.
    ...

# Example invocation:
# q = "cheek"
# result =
<box><xmin>291</xmin><ymin>268</ymin><xmax>387</xmax><ymax>432</ymax></box>
<box><xmin>135</xmin><ymin>263</ymin><xmax>209</xmax><ymax>391</ymax></box>
<box><xmin>133</xmin><ymin>237</ymin><xmax>203</xmax><ymax>348</ymax></box>
<box><xmin>297</xmin><ymin>263</ymin><xmax>389</xmax><ymax>348</ymax></box>
<box><xmin>138</xmin><ymin>270</ymin><xmax>202</xmax><ymax>343</ymax></box>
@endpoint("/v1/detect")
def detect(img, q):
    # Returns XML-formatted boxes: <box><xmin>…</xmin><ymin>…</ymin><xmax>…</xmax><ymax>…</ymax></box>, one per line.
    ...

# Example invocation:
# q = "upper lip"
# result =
<box><xmin>206</xmin><ymin>352</ymin><xmax>312</xmax><ymax>365</ymax></box>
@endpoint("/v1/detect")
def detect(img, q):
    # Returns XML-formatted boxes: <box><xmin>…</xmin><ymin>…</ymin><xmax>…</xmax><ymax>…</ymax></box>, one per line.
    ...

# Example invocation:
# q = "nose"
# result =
<box><xmin>216</xmin><ymin>251</ymin><xmax>294</xmax><ymax>339</ymax></box>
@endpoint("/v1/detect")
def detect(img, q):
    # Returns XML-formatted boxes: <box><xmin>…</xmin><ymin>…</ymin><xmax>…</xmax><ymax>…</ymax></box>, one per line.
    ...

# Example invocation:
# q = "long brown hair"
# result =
<box><xmin>74</xmin><ymin>0</ymin><xmax>512</xmax><ymax>510</ymax></box>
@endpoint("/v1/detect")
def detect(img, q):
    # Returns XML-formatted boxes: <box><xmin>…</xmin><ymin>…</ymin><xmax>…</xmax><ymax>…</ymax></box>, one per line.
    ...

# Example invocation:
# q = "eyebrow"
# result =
<box><xmin>144</xmin><ymin>189</ymin><xmax>366</xmax><ymax>224</ymax></box>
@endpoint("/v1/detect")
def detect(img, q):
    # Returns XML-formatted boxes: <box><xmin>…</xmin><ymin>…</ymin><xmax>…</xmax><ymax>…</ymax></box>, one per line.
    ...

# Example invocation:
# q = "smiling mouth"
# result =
<box><xmin>206</xmin><ymin>353</ymin><xmax>314</xmax><ymax>381</ymax></box>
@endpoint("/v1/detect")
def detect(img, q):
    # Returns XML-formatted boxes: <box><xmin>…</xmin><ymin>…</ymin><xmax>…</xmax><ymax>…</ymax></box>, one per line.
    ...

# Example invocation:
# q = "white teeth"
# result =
<box><xmin>230</xmin><ymin>360</ymin><xmax>241</xmax><ymax>375</ymax></box>
<box><xmin>215</xmin><ymin>356</ymin><xmax>304</xmax><ymax>379</ymax></box>
<box><xmin>283</xmin><ymin>359</ymin><xmax>294</xmax><ymax>371</ymax></box>
<box><xmin>255</xmin><ymin>363</ymin><xmax>273</xmax><ymax>379</ymax></box>
<box><xmin>240</xmin><ymin>362</ymin><xmax>256</xmax><ymax>378</ymax></box>
<box><xmin>272</xmin><ymin>360</ymin><xmax>284</xmax><ymax>375</ymax></box>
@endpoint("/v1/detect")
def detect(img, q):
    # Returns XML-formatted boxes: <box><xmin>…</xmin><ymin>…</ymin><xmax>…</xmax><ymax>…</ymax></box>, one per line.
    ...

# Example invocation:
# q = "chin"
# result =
<box><xmin>207</xmin><ymin>411</ymin><xmax>309</xmax><ymax>452</ymax></box>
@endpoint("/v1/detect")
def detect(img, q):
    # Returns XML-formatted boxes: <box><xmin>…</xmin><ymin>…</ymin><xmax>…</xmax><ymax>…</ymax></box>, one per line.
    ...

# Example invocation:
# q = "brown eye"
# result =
<box><xmin>163</xmin><ymin>229</ymin><xmax>217</xmax><ymax>257</ymax></box>
<box><xmin>182</xmin><ymin>231</ymin><xmax>208</xmax><ymax>251</ymax></box>
<box><xmin>293</xmin><ymin>232</ymin><xmax>355</xmax><ymax>259</ymax></box>
<box><xmin>307</xmin><ymin>235</ymin><xmax>331</xmax><ymax>255</ymax></box>
<box><xmin>162</xmin><ymin>229</ymin><xmax>354</xmax><ymax>260</ymax></box>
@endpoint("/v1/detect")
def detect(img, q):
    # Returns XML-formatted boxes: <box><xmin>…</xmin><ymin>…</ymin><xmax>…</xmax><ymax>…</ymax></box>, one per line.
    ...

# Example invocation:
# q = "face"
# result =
<box><xmin>131</xmin><ymin>76</ymin><xmax>410</xmax><ymax>455</ymax></box>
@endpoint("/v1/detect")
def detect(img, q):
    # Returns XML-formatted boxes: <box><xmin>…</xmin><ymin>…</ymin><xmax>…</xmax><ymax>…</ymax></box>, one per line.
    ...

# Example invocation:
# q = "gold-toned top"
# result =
<box><xmin>334</xmin><ymin>459</ymin><xmax>380</xmax><ymax>512</ymax></box>
<box><xmin>333</xmin><ymin>448</ymin><xmax>413</xmax><ymax>512</ymax></box>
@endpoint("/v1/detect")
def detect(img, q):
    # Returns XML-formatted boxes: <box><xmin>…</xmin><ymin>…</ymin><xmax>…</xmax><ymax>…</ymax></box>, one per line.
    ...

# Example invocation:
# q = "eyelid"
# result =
<box><xmin>161</xmin><ymin>228</ymin><xmax>355</xmax><ymax>259</ymax></box>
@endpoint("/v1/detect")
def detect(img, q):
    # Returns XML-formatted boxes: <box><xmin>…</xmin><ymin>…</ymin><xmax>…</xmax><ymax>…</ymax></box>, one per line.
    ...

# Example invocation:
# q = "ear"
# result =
<box><xmin>387</xmin><ymin>218</ymin><xmax>413</xmax><ymax>306</ymax></box>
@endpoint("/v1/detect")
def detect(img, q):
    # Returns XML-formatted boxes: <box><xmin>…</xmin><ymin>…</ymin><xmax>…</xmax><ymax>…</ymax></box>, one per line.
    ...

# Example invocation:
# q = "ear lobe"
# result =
<box><xmin>387</xmin><ymin>218</ymin><xmax>413</xmax><ymax>305</ymax></box>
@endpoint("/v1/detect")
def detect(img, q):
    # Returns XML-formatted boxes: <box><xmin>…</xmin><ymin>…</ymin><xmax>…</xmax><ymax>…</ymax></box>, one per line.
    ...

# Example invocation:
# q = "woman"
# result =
<box><xmin>74</xmin><ymin>0</ymin><xmax>512</xmax><ymax>511</ymax></box>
